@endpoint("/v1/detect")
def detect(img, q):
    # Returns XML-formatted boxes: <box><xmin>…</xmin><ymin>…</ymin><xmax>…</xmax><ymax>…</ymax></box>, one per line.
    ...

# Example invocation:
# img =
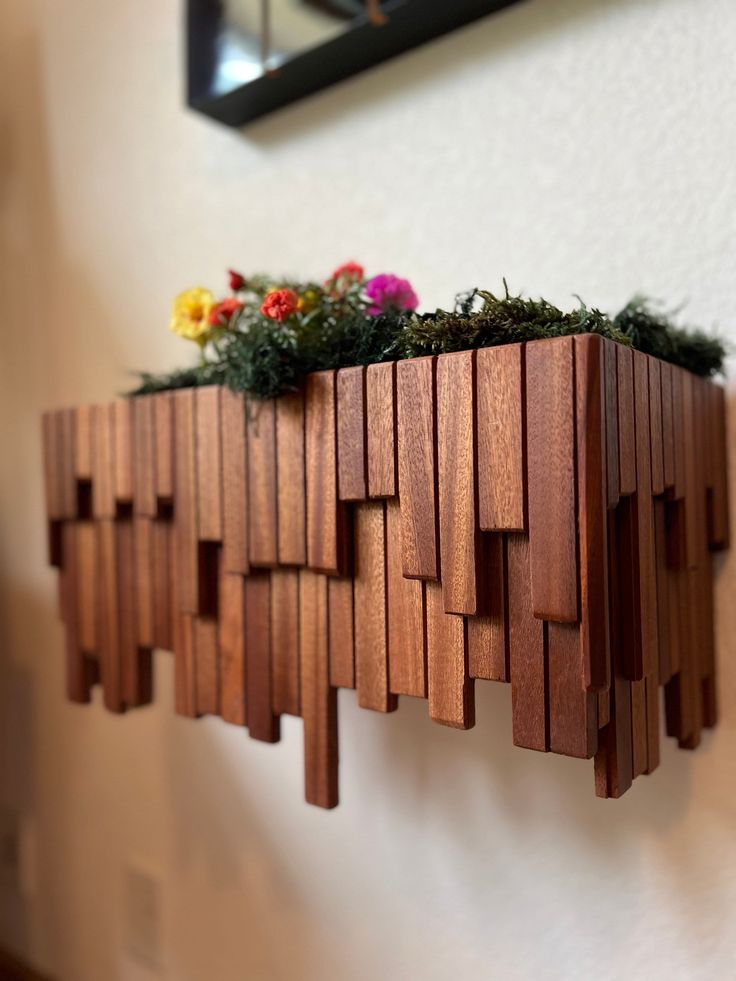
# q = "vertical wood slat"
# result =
<box><xmin>196</xmin><ymin>387</ymin><xmax>223</xmax><ymax>542</ymax></box>
<box><xmin>617</xmin><ymin>345</ymin><xmax>637</xmax><ymax>497</ymax></box>
<box><xmin>366</xmin><ymin>361</ymin><xmax>397</xmax><ymax>498</ymax></box>
<box><xmin>244</xmin><ymin>573</ymin><xmax>280</xmax><ymax>742</ymax></box>
<box><xmin>152</xmin><ymin>520</ymin><xmax>172</xmax><ymax>652</ymax></box>
<box><xmin>60</xmin><ymin>523</ymin><xmax>95</xmax><ymax>703</ymax></box>
<box><xmin>133</xmin><ymin>396</ymin><xmax>156</xmax><ymax>517</ymax></box>
<box><xmin>396</xmin><ymin>356</ymin><xmax>439</xmax><ymax>579</ymax></box>
<box><xmin>247</xmin><ymin>399</ymin><xmax>279</xmax><ymax>567</ymax></box>
<box><xmin>477</xmin><ymin>344</ymin><xmax>525</xmax><ymax>531</ymax></box>
<box><xmin>113</xmin><ymin>400</ymin><xmax>134</xmax><ymax>504</ymax></box>
<box><xmin>527</xmin><ymin>337</ymin><xmax>578</xmax><ymax>622</ymax></box>
<box><xmin>75</xmin><ymin>521</ymin><xmax>98</xmax><ymax>654</ymax></box>
<box><xmin>42</xmin><ymin>412</ymin><xmax>64</xmax><ymax>520</ymax></box>
<box><xmin>74</xmin><ymin>405</ymin><xmax>94</xmax><ymax>481</ymax></box>
<box><xmin>276</xmin><ymin>390</ymin><xmax>307</xmax><ymax>566</ymax></box>
<box><xmin>116</xmin><ymin>520</ymin><xmax>152</xmax><ymax>709</ymax></box>
<box><xmin>193</xmin><ymin>617</ymin><xmax>219</xmax><ymax>716</ymax></box>
<box><xmin>172</xmin><ymin>612</ymin><xmax>198</xmax><ymax>719</ymax></box>
<box><xmin>92</xmin><ymin>404</ymin><xmax>116</xmax><ymax>519</ymax></box>
<box><xmin>467</xmin><ymin>534</ymin><xmax>507</xmax><ymax>682</ymax></box>
<box><xmin>437</xmin><ymin>351</ymin><xmax>482</xmax><ymax>615</ymax></box>
<box><xmin>133</xmin><ymin>517</ymin><xmax>154</xmax><ymax>650</ymax></box>
<box><xmin>327</xmin><ymin>578</ymin><xmax>355</xmax><ymax>690</ymax></box>
<box><xmin>154</xmin><ymin>392</ymin><xmax>174</xmax><ymax>501</ymax></box>
<box><xmin>603</xmin><ymin>340</ymin><xmax>620</xmax><ymax>510</ymax></box>
<box><xmin>337</xmin><ymin>365</ymin><xmax>367</xmax><ymax>501</ymax></box>
<box><xmin>218</xmin><ymin>563</ymin><xmax>247</xmax><ymax>726</ymax></box>
<box><xmin>353</xmin><ymin>503</ymin><xmax>396</xmax><ymax>713</ymax></box>
<box><xmin>426</xmin><ymin>580</ymin><xmax>473</xmax><ymax>729</ymax></box>
<box><xmin>59</xmin><ymin>409</ymin><xmax>77</xmax><ymax>518</ymax></box>
<box><xmin>306</xmin><ymin>371</ymin><xmax>349</xmax><ymax>576</ymax></box>
<box><xmin>97</xmin><ymin>519</ymin><xmax>126</xmax><ymax>713</ymax></box>
<box><xmin>221</xmin><ymin>388</ymin><xmax>250</xmax><ymax>574</ymax></box>
<box><xmin>661</xmin><ymin>361</ymin><xmax>676</xmax><ymax>491</ymax></box>
<box><xmin>386</xmin><ymin>500</ymin><xmax>427</xmax><ymax>698</ymax></box>
<box><xmin>708</xmin><ymin>383</ymin><xmax>729</xmax><ymax>548</ymax></box>
<box><xmin>507</xmin><ymin>534</ymin><xmax>547</xmax><ymax>752</ymax></box>
<box><xmin>173</xmin><ymin>389</ymin><xmax>199</xmax><ymax>614</ymax></box>
<box><xmin>547</xmin><ymin>621</ymin><xmax>598</xmax><ymax>759</ymax></box>
<box><xmin>300</xmin><ymin>569</ymin><xmax>338</xmax><ymax>809</ymax></box>
<box><xmin>271</xmin><ymin>569</ymin><xmax>301</xmax><ymax>717</ymax></box>
<box><xmin>648</xmin><ymin>358</ymin><xmax>665</xmax><ymax>496</ymax></box>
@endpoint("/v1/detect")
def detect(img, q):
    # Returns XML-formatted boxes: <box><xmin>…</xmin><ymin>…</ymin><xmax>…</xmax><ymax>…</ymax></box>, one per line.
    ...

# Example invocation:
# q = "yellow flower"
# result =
<box><xmin>169</xmin><ymin>287</ymin><xmax>215</xmax><ymax>345</ymax></box>
<box><xmin>297</xmin><ymin>289</ymin><xmax>319</xmax><ymax>314</ymax></box>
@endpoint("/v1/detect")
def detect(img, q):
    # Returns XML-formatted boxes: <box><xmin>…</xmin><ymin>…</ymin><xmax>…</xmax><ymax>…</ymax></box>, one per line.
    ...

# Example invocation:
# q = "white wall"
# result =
<box><xmin>2</xmin><ymin>0</ymin><xmax>736</xmax><ymax>978</ymax></box>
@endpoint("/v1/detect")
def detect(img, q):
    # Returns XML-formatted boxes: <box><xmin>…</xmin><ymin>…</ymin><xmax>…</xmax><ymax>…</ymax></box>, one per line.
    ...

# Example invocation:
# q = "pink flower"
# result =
<box><xmin>364</xmin><ymin>274</ymin><xmax>418</xmax><ymax>316</ymax></box>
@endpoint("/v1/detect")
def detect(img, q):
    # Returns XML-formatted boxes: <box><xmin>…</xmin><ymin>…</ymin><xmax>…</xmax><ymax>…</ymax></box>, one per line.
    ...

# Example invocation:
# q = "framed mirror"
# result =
<box><xmin>187</xmin><ymin>0</ymin><xmax>524</xmax><ymax>126</ymax></box>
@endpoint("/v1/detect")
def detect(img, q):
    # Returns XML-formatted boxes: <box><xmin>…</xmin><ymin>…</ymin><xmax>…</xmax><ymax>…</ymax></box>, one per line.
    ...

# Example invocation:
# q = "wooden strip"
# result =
<box><xmin>152</xmin><ymin>520</ymin><xmax>172</xmax><ymax>651</ymax></box>
<box><xmin>645</xmin><ymin>674</ymin><xmax>660</xmax><ymax>774</ymax></box>
<box><xmin>173</xmin><ymin>389</ymin><xmax>198</xmax><ymax>613</ymax></box>
<box><xmin>113</xmin><ymin>399</ymin><xmax>134</xmax><ymax>504</ymax></box>
<box><xmin>437</xmin><ymin>350</ymin><xmax>482</xmax><ymax>615</ymax></box>
<box><xmin>661</xmin><ymin>361</ymin><xmax>675</xmax><ymax>490</ymax></box>
<box><xmin>117</xmin><ymin>520</ymin><xmax>152</xmax><ymax>708</ymax></box>
<box><xmin>631</xmin><ymin>679</ymin><xmax>648</xmax><ymax>778</ymax></box>
<box><xmin>133</xmin><ymin>396</ymin><xmax>156</xmax><ymax>517</ymax></box>
<box><xmin>386</xmin><ymin>499</ymin><xmax>426</xmax><ymax>698</ymax></box>
<box><xmin>547</xmin><ymin>622</ymin><xmax>598</xmax><ymax>758</ymax></box>
<box><xmin>276</xmin><ymin>390</ymin><xmax>307</xmax><ymax>565</ymax></box>
<box><xmin>75</xmin><ymin>521</ymin><xmax>97</xmax><ymax>654</ymax></box>
<box><xmin>648</xmin><ymin>358</ymin><xmax>665</xmax><ymax>496</ymax></box>
<box><xmin>244</xmin><ymin>574</ymin><xmax>280</xmax><ymax>742</ymax></box>
<box><xmin>173</xmin><ymin>613</ymin><xmax>198</xmax><ymax>719</ymax></box>
<box><xmin>92</xmin><ymin>404</ymin><xmax>116</xmax><ymax>519</ymax></box>
<box><xmin>97</xmin><ymin>519</ymin><xmax>125</xmax><ymax>713</ymax></box>
<box><xmin>59</xmin><ymin>409</ymin><xmax>77</xmax><ymax>518</ymax></box>
<box><xmin>671</xmin><ymin>368</ymin><xmax>686</xmax><ymax>501</ymax></box>
<box><xmin>575</xmin><ymin>334</ymin><xmax>609</xmax><ymax>691</ymax></box>
<box><xmin>133</xmin><ymin>517</ymin><xmax>154</xmax><ymax>650</ymax></box>
<box><xmin>507</xmin><ymin>533</ymin><xmax>547</xmax><ymax>751</ymax></box>
<box><xmin>527</xmin><ymin>337</ymin><xmax>578</xmax><ymax>622</ymax></box>
<box><xmin>299</xmin><ymin>569</ymin><xmax>338</xmax><ymax>809</ymax></box>
<box><xmin>477</xmin><ymin>344</ymin><xmax>525</xmax><ymax>531</ymax></box>
<box><xmin>709</xmin><ymin>383</ymin><xmax>729</xmax><ymax>548</ymax></box>
<box><xmin>74</xmin><ymin>405</ymin><xmax>93</xmax><ymax>481</ymax></box>
<box><xmin>153</xmin><ymin>392</ymin><xmax>174</xmax><ymax>501</ymax></box>
<box><xmin>654</xmin><ymin>500</ymin><xmax>673</xmax><ymax>685</ymax></box>
<box><xmin>42</xmin><ymin>412</ymin><xmax>63</xmax><ymax>521</ymax></box>
<box><xmin>617</xmin><ymin>345</ymin><xmax>636</xmax><ymax>496</ymax></box>
<box><xmin>220</xmin><ymin>387</ymin><xmax>249</xmax><ymax>574</ymax></box>
<box><xmin>337</xmin><ymin>365</ymin><xmax>367</xmax><ymax>501</ymax></box>
<box><xmin>681</xmin><ymin>372</ymin><xmax>698</xmax><ymax>570</ymax></box>
<box><xmin>60</xmin><ymin>524</ymin><xmax>96</xmax><ymax>703</ymax></box>
<box><xmin>271</xmin><ymin>569</ymin><xmax>301</xmax><ymax>717</ymax></box>
<box><xmin>218</xmin><ymin>565</ymin><xmax>247</xmax><ymax>725</ymax></box>
<box><xmin>327</xmin><ymin>578</ymin><xmax>355</xmax><ymax>690</ymax></box>
<box><xmin>306</xmin><ymin>371</ymin><xmax>348</xmax><ymax>575</ymax></box>
<box><xmin>396</xmin><ymin>356</ymin><xmax>439</xmax><ymax>579</ymax></box>
<box><xmin>426</xmin><ymin>580</ymin><xmax>473</xmax><ymax>729</ymax></box>
<box><xmin>598</xmin><ymin>688</ymin><xmax>610</xmax><ymax>729</ymax></box>
<box><xmin>366</xmin><ymin>361</ymin><xmax>397</xmax><ymax>498</ymax></box>
<box><xmin>353</xmin><ymin>503</ymin><xmax>396</xmax><ymax>712</ymax></box>
<box><xmin>467</xmin><ymin>534</ymin><xmax>507</xmax><ymax>682</ymax></box>
<box><xmin>603</xmin><ymin>340</ymin><xmax>620</xmax><ymax>510</ymax></box>
<box><xmin>193</xmin><ymin>617</ymin><xmax>219</xmax><ymax>716</ymax></box>
<box><xmin>196</xmin><ymin>387</ymin><xmax>223</xmax><ymax>542</ymax></box>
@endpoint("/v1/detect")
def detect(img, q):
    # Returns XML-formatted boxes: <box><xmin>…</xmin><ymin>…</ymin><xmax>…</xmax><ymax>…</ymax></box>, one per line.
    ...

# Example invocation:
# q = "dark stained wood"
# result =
<box><xmin>220</xmin><ymin>387</ymin><xmax>250</xmax><ymax>574</ymax></box>
<box><xmin>327</xmin><ymin>577</ymin><xmax>355</xmax><ymax>690</ymax></box>
<box><xmin>603</xmin><ymin>340</ymin><xmax>620</xmax><ymax>510</ymax></box>
<box><xmin>353</xmin><ymin>503</ymin><xmax>396</xmax><ymax>713</ymax></box>
<box><xmin>133</xmin><ymin>517</ymin><xmax>154</xmax><ymax>650</ymax></box>
<box><xmin>436</xmin><ymin>350</ymin><xmax>482</xmax><ymax>615</ymax></box>
<box><xmin>631</xmin><ymin>679</ymin><xmax>648</xmax><ymax>779</ymax></box>
<box><xmin>193</xmin><ymin>617</ymin><xmax>219</xmax><ymax>716</ymax></box>
<box><xmin>396</xmin><ymin>356</ymin><xmax>439</xmax><ymax>579</ymax></box>
<box><xmin>244</xmin><ymin>573</ymin><xmax>280</xmax><ymax>742</ymax></box>
<box><xmin>133</xmin><ymin>396</ymin><xmax>156</xmax><ymax>517</ymax></box>
<box><xmin>386</xmin><ymin>499</ymin><xmax>426</xmax><ymax>698</ymax></box>
<box><xmin>276</xmin><ymin>389</ymin><xmax>307</xmax><ymax>566</ymax></box>
<box><xmin>173</xmin><ymin>389</ymin><xmax>199</xmax><ymax>614</ymax></box>
<box><xmin>152</xmin><ymin>520</ymin><xmax>172</xmax><ymax>652</ymax></box>
<box><xmin>645</xmin><ymin>675</ymin><xmax>660</xmax><ymax>774</ymax></box>
<box><xmin>507</xmin><ymin>533</ymin><xmax>547</xmax><ymax>751</ymax></box>
<box><xmin>476</xmin><ymin>344</ymin><xmax>525</xmax><ymax>531</ymax></box>
<box><xmin>299</xmin><ymin>569</ymin><xmax>338</xmax><ymax>809</ymax></box>
<box><xmin>426</xmin><ymin>580</ymin><xmax>473</xmax><ymax>729</ymax></box>
<box><xmin>337</xmin><ymin>365</ymin><xmax>367</xmax><ymax>501</ymax></box>
<box><xmin>271</xmin><ymin>569</ymin><xmax>301</xmax><ymax>717</ymax></box>
<box><xmin>547</xmin><ymin>621</ymin><xmax>598</xmax><ymax>759</ymax></box>
<box><xmin>153</xmin><ymin>392</ymin><xmax>174</xmax><ymax>501</ymax></box>
<box><xmin>75</xmin><ymin>521</ymin><xmax>97</xmax><ymax>655</ymax></box>
<box><xmin>306</xmin><ymin>371</ymin><xmax>349</xmax><ymax>576</ymax></box>
<box><xmin>97</xmin><ymin>519</ymin><xmax>126</xmax><ymax>713</ymax></box>
<box><xmin>116</xmin><ymin>519</ymin><xmax>152</xmax><ymax>709</ymax></box>
<box><xmin>648</xmin><ymin>358</ymin><xmax>665</xmax><ymax>496</ymax></box>
<box><xmin>218</xmin><ymin>564</ymin><xmax>247</xmax><ymax>726</ymax></box>
<box><xmin>527</xmin><ymin>337</ymin><xmax>578</xmax><ymax>622</ymax></box>
<box><xmin>92</xmin><ymin>403</ymin><xmax>116</xmax><ymax>519</ymax></box>
<box><xmin>366</xmin><ymin>361</ymin><xmax>397</xmax><ymax>498</ymax></box>
<box><xmin>671</xmin><ymin>367</ymin><xmax>686</xmax><ymax>501</ymax></box>
<box><xmin>617</xmin><ymin>345</ymin><xmax>637</xmax><ymax>497</ymax></box>
<box><xmin>113</xmin><ymin>400</ymin><xmax>134</xmax><ymax>504</ymax></box>
<box><xmin>708</xmin><ymin>383</ymin><xmax>729</xmax><ymax>548</ymax></box>
<box><xmin>660</xmin><ymin>361</ymin><xmax>675</xmax><ymax>490</ymax></box>
<box><xmin>247</xmin><ymin>399</ymin><xmax>279</xmax><ymax>567</ymax></box>
<box><xmin>467</xmin><ymin>534</ymin><xmax>507</xmax><ymax>682</ymax></box>
<box><xmin>196</xmin><ymin>387</ymin><xmax>223</xmax><ymax>542</ymax></box>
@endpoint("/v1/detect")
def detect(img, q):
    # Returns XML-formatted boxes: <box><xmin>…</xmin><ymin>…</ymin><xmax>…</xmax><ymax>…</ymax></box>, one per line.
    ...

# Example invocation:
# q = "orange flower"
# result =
<box><xmin>208</xmin><ymin>297</ymin><xmax>243</xmax><ymax>327</ymax></box>
<box><xmin>261</xmin><ymin>288</ymin><xmax>299</xmax><ymax>322</ymax></box>
<box><xmin>330</xmin><ymin>261</ymin><xmax>364</xmax><ymax>282</ymax></box>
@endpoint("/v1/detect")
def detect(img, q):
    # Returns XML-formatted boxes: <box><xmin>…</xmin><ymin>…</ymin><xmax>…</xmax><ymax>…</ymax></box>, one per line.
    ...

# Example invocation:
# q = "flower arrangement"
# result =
<box><xmin>133</xmin><ymin>262</ymin><xmax>726</xmax><ymax>400</ymax></box>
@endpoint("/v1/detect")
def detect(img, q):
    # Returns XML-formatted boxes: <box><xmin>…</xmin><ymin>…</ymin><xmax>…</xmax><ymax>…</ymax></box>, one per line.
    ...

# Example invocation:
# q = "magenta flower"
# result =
<box><xmin>364</xmin><ymin>274</ymin><xmax>418</xmax><ymax>316</ymax></box>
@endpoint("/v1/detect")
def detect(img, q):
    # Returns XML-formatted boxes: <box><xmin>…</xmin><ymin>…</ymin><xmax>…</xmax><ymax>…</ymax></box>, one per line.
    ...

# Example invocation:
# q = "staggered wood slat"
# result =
<box><xmin>42</xmin><ymin>337</ymin><xmax>730</xmax><ymax>808</ymax></box>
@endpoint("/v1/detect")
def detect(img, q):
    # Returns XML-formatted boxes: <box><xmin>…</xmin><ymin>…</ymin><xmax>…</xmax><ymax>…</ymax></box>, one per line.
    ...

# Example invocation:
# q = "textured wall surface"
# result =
<box><xmin>1</xmin><ymin>0</ymin><xmax>736</xmax><ymax>978</ymax></box>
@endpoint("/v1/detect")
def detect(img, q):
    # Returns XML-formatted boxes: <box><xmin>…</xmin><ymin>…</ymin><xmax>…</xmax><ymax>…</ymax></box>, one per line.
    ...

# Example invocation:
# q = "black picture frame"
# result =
<box><xmin>187</xmin><ymin>0</ymin><xmax>525</xmax><ymax>127</ymax></box>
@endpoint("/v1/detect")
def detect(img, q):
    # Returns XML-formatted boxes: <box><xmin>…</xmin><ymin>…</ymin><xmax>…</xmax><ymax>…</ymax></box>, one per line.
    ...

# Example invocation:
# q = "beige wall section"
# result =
<box><xmin>1</xmin><ymin>0</ymin><xmax>736</xmax><ymax>978</ymax></box>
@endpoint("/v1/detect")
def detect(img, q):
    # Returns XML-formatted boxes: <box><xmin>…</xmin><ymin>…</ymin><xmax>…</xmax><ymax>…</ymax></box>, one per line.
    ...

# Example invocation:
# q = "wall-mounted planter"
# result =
<box><xmin>42</xmin><ymin>336</ymin><xmax>729</xmax><ymax>808</ymax></box>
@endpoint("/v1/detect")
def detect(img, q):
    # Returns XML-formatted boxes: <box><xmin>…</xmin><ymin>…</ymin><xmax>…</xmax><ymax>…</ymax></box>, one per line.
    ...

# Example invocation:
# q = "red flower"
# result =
<box><xmin>261</xmin><ymin>288</ymin><xmax>299</xmax><ymax>322</ymax></box>
<box><xmin>330</xmin><ymin>261</ymin><xmax>364</xmax><ymax>283</ymax></box>
<box><xmin>228</xmin><ymin>269</ymin><xmax>246</xmax><ymax>291</ymax></box>
<box><xmin>208</xmin><ymin>297</ymin><xmax>243</xmax><ymax>327</ymax></box>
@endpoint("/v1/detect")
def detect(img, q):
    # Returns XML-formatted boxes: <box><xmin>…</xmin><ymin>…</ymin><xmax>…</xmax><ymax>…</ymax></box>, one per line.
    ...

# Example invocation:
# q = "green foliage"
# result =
<box><xmin>129</xmin><ymin>362</ymin><xmax>226</xmax><ymax>396</ymax></box>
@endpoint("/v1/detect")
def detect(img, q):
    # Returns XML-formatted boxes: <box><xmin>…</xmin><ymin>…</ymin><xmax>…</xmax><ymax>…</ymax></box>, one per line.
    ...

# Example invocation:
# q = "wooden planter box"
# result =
<box><xmin>42</xmin><ymin>335</ymin><xmax>729</xmax><ymax>808</ymax></box>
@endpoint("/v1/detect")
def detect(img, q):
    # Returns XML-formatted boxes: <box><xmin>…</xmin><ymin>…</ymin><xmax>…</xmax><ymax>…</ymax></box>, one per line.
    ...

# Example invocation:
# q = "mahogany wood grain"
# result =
<box><xmin>353</xmin><ymin>503</ymin><xmax>396</xmax><ymax>712</ymax></box>
<box><xmin>276</xmin><ymin>389</ymin><xmax>307</xmax><ymax>566</ymax></box>
<box><xmin>133</xmin><ymin>517</ymin><xmax>154</xmax><ymax>650</ymax></box>
<box><xmin>631</xmin><ymin>679</ymin><xmax>648</xmax><ymax>779</ymax></box>
<box><xmin>133</xmin><ymin>395</ymin><xmax>156</xmax><ymax>517</ymax></box>
<box><xmin>654</xmin><ymin>500</ymin><xmax>673</xmax><ymax>685</ymax></box>
<box><xmin>299</xmin><ymin>569</ymin><xmax>338</xmax><ymax>809</ymax></box>
<box><xmin>97</xmin><ymin>519</ymin><xmax>126</xmax><ymax>713</ymax></box>
<box><xmin>74</xmin><ymin>404</ymin><xmax>94</xmax><ymax>481</ymax></box>
<box><xmin>271</xmin><ymin>569</ymin><xmax>301</xmax><ymax>717</ymax></box>
<box><xmin>220</xmin><ymin>387</ymin><xmax>249</xmax><ymax>574</ymax></box>
<box><xmin>337</xmin><ymin>365</ymin><xmax>367</xmax><ymax>501</ymax></box>
<box><xmin>366</xmin><ymin>361</ymin><xmax>397</xmax><ymax>498</ymax></box>
<box><xmin>42</xmin><ymin>412</ymin><xmax>63</xmax><ymax>521</ymax></box>
<box><xmin>644</xmin><ymin>675</ymin><xmax>660</xmax><ymax>774</ymax></box>
<box><xmin>116</xmin><ymin>519</ymin><xmax>152</xmax><ymax>708</ymax></box>
<box><xmin>173</xmin><ymin>389</ymin><xmax>199</xmax><ymax>614</ymax></box>
<box><xmin>244</xmin><ymin>573</ymin><xmax>280</xmax><ymax>742</ymax></box>
<box><xmin>153</xmin><ymin>392</ymin><xmax>174</xmax><ymax>501</ymax></box>
<box><xmin>396</xmin><ymin>356</ymin><xmax>439</xmax><ymax>579</ymax></box>
<box><xmin>437</xmin><ymin>350</ymin><xmax>482</xmax><ymax>615</ymax></box>
<box><xmin>113</xmin><ymin>400</ymin><xmax>134</xmax><ymax>504</ymax></box>
<box><xmin>648</xmin><ymin>358</ymin><xmax>665</xmax><ymax>495</ymax></box>
<box><xmin>660</xmin><ymin>361</ymin><xmax>675</xmax><ymax>491</ymax></box>
<box><xmin>60</xmin><ymin>523</ymin><xmax>95</xmax><ymax>703</ymax></box>
<box><xmin>671</xmin><ymin>368</ymin><xmax>686</xmax><ymax>501</ymax></box>
<box><xmin>603</xmin><ymin>340</ymin><xmax>620</xmax><ymax>509</ymax></box>
<box><xmin>547</xmin><ymin>621</ymin><xmax>598</xmax><ymax>759</ymax></box>
<box><xmin>306</xmin><ymin>371</ymin><xmax>349</xmax><ymax>575</ymax></box>
<box><xmin>386</xmin><ymin>500</ymin><xmax>427</xmax><ymax>698</ymax></box>
<box><xmin>616</xmin><ymin>345</ymin><xmax>637</xmax><ymax>497</ymax></box>
<box><xmin>75</xmin><ymin>521</ymin><xmax>97</xmax><ymax>655</ymax></box>
<box><xmin>247</xmin><ymin>399</ymin><xmax>279</xmax><ymax>567</ymax></box>
<box><xmin>193</xmin><ymin>617</ymin><xmax>219</xmax><ymax>716</ymax></box>
<box><xmin>217</xmin><ymin>565</ymin><xmax>247</xmax><ymax>726</ymax></box>
<box><xmin>476</xmin><ymin>344</ymin><xmax>525</xmax><ymax>531</ymax></box>
<box><xmin>327</xmin><ymin>577</ymin><xmax>355</xmax><ymax>690</ymax></box>
<box><xmin>196</xmin><ymin>387</ymin><xmax>223</xmax><ymax>542</ymax></box>
<box><xmin>173</xmin><ymin>612</ymin><xmax>198</xmax><ymax>719</ymax></box>
<box><xmin>709</xmin><ymin>383</ymin><xmax>729</xmax><ymax>548</ymax></box>
<box><xmin>527</xmin><ymin>337</ymin><xmax>578</xmax><ymax>622</ymax></box>
<box><xmin>426</xmin><ymin>580</ymin><xmax>473</xmax><ymax>729</ymax></box>
<box><xmin>59</xmin><ymin>409</ymin><xmax>77</xmax><ymax>518</ymax></box>
<box><xmin>92</xmin><ymin>404</ymin><xmax>116</xmax><ymax>519</ymax></box>
<box><xmin>467</xmin><ymin>534</ymin><xmax>507</xmax><ymax>682</ymax></box>
<box><xmin>507</xmin><ymin>533</ymin><xmax>547</xmax><ymax>751</ymax></box>
<box><xmin>152</xmin><ymin>520</ymin><xmax>172</xmax><ymax>651</ymax></box>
